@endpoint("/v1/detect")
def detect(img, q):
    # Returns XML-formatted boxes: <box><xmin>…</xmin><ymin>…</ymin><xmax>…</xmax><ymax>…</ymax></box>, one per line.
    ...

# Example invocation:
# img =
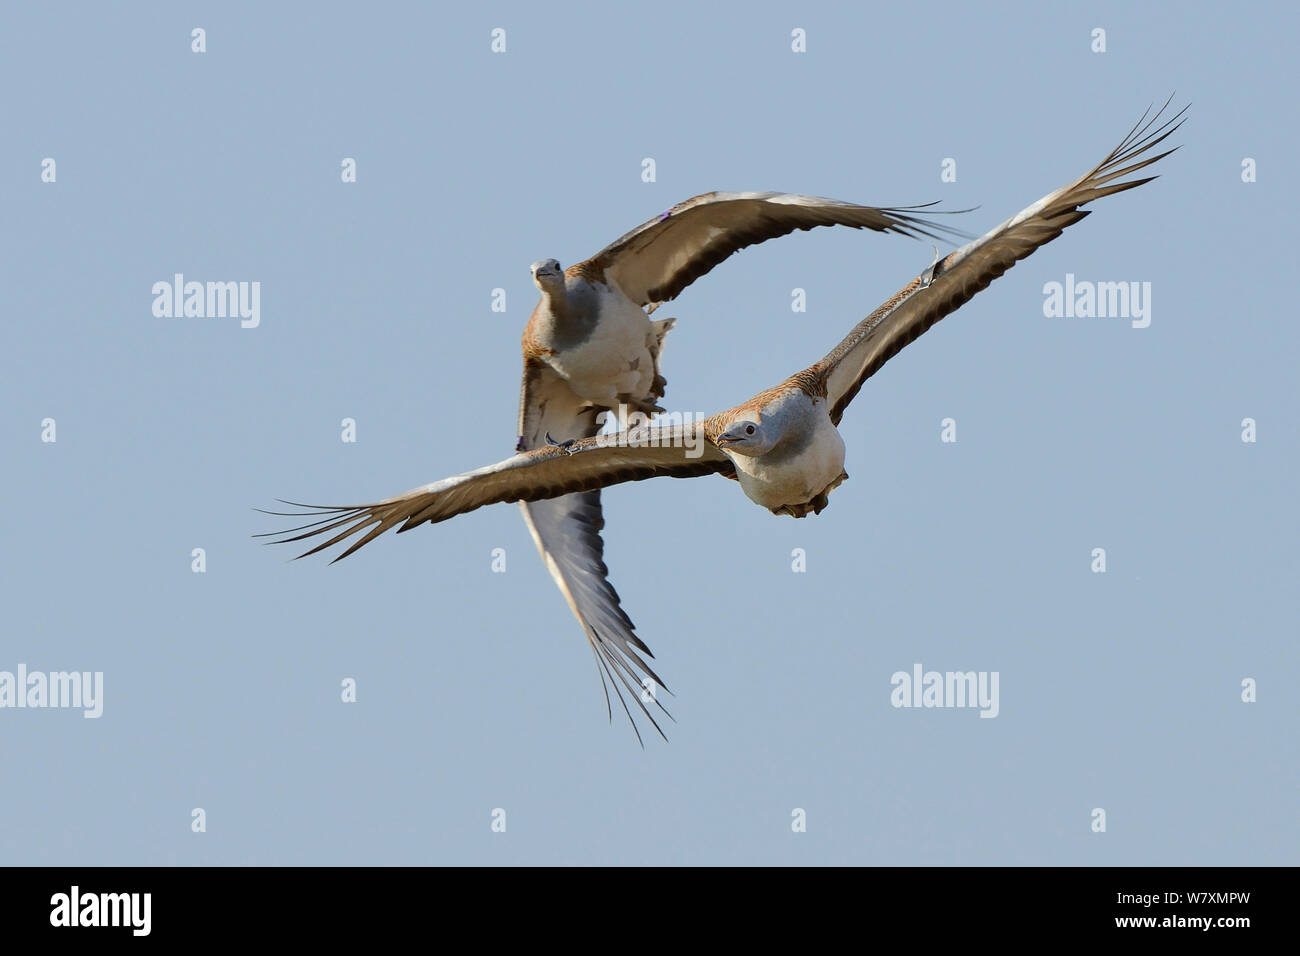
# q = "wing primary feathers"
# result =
<box><xmin>819</xmin><ymin>98</ymin><xmax>1186</xmax><ymax>425</ymax></box>
<box><xmin>590</xmin><ymin>643</ymin><xmax>615</xmax><ymax>723</ymax></box>
<box><xmin>589</xmin><ymin>626</ymin><xmax>672</xmax><ymax>746</ymax></box>
<box><xmin>251</xmin><ymin>508</ymin><xmax>367</xmax><ymax>537</ymax></box>
<box><xmin>591</xmin><ymin>643</ymin><xmax>646</xmax><ymax>749</ymax></box>
<box><xmin>872</xmin><ymin>203</ymin><xmax>978</xmax><ymax>243</ymax></box>
<box><xmin>586</xmin><ymin>191</ymin><xmax>982</xmax><ymax>307</ymax></box>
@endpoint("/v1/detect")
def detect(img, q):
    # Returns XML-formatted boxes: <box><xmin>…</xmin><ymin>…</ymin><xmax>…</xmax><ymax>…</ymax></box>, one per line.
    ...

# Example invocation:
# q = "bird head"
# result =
<box><xmin>715</xmin><ymin>419</ymin><xmax>775</xmax><ymax>457</ymax></box>
<box><xmin>530</xmin><ymin>258</ymin><xmax>564</xmax><ymax>290</ymax></box>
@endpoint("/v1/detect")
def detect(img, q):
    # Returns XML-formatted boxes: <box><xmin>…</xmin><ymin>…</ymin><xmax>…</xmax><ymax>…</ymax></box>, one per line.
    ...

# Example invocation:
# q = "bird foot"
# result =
<box><xmin>544</xmin><ymin>432</ymin><xmax>579</xmax><ymax>455</ymax></box>
<box><xmin>771</xmin><ymin>471</ymin><xmax>849</xmax><ymax>518</ymax></box>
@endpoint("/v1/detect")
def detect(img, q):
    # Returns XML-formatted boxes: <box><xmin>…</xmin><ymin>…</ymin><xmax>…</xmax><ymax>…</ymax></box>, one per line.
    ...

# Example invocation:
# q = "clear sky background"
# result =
<box><xmin>2</xmin><ymin>1</ymin><xmax>1294</xmax><ymax>865</ymax></box>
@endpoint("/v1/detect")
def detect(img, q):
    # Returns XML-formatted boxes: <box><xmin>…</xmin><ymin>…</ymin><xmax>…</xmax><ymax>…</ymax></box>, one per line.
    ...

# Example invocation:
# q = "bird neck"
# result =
<box><xmin>539</xmin><ymin>283</ymin><xmax>570</xmax><ymax>322</ymax></box>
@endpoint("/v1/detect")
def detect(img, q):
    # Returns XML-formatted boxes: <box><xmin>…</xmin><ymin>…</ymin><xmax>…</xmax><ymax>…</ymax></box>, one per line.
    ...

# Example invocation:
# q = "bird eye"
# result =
<box><xmin>745</xmin><ymin>425</ymin><xmax>755</xmax><ymax>435</ymax></box>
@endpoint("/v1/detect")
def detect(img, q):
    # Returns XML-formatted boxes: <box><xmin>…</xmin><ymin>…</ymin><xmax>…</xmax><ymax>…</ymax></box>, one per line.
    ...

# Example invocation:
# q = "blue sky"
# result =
<box><xmin>2</xmin><ymin>1</ymin><xmax>1294</xmax><ymax>865</ymax></box>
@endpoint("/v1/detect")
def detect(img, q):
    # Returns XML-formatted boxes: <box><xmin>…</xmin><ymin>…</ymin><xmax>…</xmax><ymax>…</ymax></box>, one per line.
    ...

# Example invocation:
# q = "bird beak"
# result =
<box><xmin>716</xmin><ymin>433</ymin><xmax>738</xmax><ymax>447</ymax></box>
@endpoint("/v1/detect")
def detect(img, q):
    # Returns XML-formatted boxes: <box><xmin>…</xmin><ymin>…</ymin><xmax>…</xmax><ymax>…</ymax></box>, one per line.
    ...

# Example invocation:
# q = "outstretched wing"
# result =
<box><xmin>260</xmin><ymin>425</ymin><xmax>730</xmax><ymax>562</ymax></box>
<box><xmin>816</xmin><ymin>100</ymin><xmax>1186</xmax><ymax>425</ymax></box>
<box><xmin>516</xmin><ymin>359</ymin><xmax>675</xmax><ymax>742</ymax></box>
<box><xmin>581</xmin><ymin>191</ymin><xmax>972</xmax><ymax>308</ymax></box>
<box><xmin>259</xmin><ymin>424</ymin><xmax>731</xmax><ymax>744</ymax></box>
<box><xmin>518</xmin><ymin>487</ymin><xmax>673</xmax><ymax>743</ymax></box>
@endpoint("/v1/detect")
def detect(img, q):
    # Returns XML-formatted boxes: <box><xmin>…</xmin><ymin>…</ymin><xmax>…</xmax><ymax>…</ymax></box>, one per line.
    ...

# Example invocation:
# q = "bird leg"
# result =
<box><xmin>616</xmin><ymin>395</ymin><xmax>666</xmax><ymax>419</ymax></box>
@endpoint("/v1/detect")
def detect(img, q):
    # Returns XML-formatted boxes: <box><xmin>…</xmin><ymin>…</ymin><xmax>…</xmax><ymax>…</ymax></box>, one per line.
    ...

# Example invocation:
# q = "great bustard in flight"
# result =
<box><xmin>263</xmin><ymin>101</ymin><xmax>1185</xmax><ymax>744</ymax></box>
